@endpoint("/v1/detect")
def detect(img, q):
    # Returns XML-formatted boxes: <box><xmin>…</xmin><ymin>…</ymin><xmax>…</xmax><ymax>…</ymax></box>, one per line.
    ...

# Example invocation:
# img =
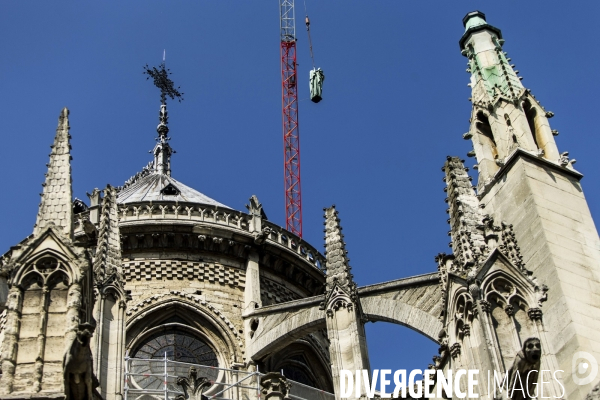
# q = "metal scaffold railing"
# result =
<box><xmin>123</xmin><ymin>354</ymin><xmax>335</xmax><ymax>400</ymax></box>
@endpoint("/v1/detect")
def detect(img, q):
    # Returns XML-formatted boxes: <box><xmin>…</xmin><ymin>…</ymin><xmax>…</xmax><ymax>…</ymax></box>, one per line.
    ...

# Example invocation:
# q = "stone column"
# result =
<box><xmin>0</xmin><ymin>286</ymin><xmax>23</xmax><ymax>394</ymax></box>
<box><xmin>64</xmin><ymin>282</ymin><xmax>82</xmax><ymax>353</ymax></box>
<box><xmin>94</xmin><ymin>292</ymin><xmax>106</xmax><ymax>381</ymax></box>
<box><xmin>529</xmin><ymin>308</ymin><xmax>562</xmax><ymax>399</ymax></box>
<box><xmin>244</xmin><ymin>250</ymin><xmax>262</xmax><ymax>347</ymax></box>
<box><xmin>115</xmin><ymin>299</ymin><xmax>127</xmax><ymax>400</ymax></box>
<box><xmin>478</xmin><ymin>301</ymin><xmax>503</xmax><ymax>372</ymax></box>
<box><xmin>33</xmin><ymin>284</ymin><xmax>50</xmax><ymax>392</ymax></box>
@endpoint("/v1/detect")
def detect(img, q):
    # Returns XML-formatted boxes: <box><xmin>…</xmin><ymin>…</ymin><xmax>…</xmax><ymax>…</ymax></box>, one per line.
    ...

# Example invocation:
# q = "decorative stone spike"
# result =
<box><xmin>33</xmin><ymin>108</ymin><xmax>74</xmax><ymax>239</ymax></box>
<box><xmin>322</xmin><ymin>205</ymin><xmax>358</xmax><ymax>309</ymax></box>
<box><xmin>443</xmin><ymin>157</ymin><xmax>486</xmax><ymax>275</ymax></box>
<box><xmin>93</xmin><ymin>185</ymin><xmax>123</xmax><ymax>287</ymax></box>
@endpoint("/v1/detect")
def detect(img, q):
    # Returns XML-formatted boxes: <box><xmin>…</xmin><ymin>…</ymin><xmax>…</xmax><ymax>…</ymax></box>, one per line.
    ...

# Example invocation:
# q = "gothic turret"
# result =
<box><xmin>461</xmin><ymin>11</ymin><xmax>563</xmax><ymax>191</ymax></box>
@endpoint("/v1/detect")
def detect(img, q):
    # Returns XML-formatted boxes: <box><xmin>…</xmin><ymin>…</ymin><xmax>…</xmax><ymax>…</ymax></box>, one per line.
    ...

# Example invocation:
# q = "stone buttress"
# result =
<box><xmin>90</xmin><ymin>185</ymin><xmax>127</xmax><ymax>400</ymax></box>
<box><xmin>322</xmin><ymin>206</ymin><xmax>369</xmax><ymax>400</ymax></box>
<box><xmin>433</xmin><ymin>156</ymin><xmax>562</xmax><ymax>399</ymax></box>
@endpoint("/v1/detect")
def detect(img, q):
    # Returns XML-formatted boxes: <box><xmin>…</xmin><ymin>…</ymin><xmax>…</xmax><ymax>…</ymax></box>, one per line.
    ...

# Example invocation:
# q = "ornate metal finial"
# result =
<box><xmin>143</xmin><ymin>57</ymin><xmax>184</xmax><ymax>176</ymax></box>
<box><xmin>143</xmin><ymin>61</ymin><xmax>184</xmax><ymax>106</ymax></box>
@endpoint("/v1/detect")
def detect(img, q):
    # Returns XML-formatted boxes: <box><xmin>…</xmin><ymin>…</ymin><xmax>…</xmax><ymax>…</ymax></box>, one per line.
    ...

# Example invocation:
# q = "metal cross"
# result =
<box><xmin>143</xmin><ymin>62</ymin><xmax>184</xmax><ymax>105</ymax></box>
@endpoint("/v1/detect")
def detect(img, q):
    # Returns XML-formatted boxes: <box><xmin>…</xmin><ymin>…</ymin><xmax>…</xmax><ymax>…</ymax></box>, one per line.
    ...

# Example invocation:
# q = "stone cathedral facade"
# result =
<box><xmin>0</xmin><ymin>10</ymin><xmax>599</xmax><ymax>400</ymax></box>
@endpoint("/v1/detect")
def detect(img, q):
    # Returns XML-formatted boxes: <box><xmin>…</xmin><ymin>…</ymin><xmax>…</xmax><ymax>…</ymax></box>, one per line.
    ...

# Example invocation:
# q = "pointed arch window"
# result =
<box><xmin>475</xmin><ymin>111</ymin><xmax>498</xmax><ymax>159</ymax></box>
<box><xmin>523</xmin><ymin>100</ymin><xmax>540</xmax><ymax>149</ymax></box>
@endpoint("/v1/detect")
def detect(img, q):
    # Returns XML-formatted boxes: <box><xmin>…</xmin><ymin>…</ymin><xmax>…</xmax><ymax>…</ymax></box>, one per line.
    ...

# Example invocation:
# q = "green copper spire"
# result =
<box><xmin>460</xmin><ymin>11</ymin><xmax>523</xmax><ymax>106</ymax></box>
<box><xmin>463</xmin><ymin>11</ymin><xmax>487</xmax><ymax>31</ymax></box>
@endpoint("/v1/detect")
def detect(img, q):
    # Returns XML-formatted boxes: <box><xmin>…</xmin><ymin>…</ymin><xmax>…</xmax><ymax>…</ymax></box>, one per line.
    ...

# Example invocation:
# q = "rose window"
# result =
<box><xmin>130</xmin><ymin>328</ymin><xmax>219</xmax><ymax>392</ymax></box>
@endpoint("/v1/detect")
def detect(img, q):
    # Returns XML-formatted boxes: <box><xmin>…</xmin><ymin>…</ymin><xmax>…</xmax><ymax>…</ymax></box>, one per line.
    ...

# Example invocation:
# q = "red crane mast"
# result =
<box><xmin>280</xmin><ymin>0</ymin><xmax>302</xmax><ymax>237</ymax></box>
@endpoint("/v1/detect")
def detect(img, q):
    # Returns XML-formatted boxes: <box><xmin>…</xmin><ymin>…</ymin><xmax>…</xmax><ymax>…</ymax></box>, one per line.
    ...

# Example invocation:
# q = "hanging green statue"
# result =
<box><xmin>309</xmin><ymin>68</ymin><xmax>325</xmax><ymax>103</ymax></box>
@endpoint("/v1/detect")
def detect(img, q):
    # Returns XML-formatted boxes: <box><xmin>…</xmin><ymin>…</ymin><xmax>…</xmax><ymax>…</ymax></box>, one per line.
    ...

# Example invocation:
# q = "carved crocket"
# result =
<box><xmin>63</xmin><ymin>322</ymin><xmax>101</xmax><ymax>400</ymax></box>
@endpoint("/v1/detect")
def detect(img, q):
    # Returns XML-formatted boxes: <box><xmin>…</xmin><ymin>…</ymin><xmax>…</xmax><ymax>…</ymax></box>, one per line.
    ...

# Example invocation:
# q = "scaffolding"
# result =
<box><xmin>123</xmin><ymin>355</ymin><xmax>334</xmax><ymax>400</ymax></box>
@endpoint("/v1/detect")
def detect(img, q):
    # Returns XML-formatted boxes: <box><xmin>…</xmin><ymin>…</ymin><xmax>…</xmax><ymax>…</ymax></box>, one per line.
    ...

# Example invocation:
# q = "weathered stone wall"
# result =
<box><xmin>482</xmin><ymin>156</ymin><xmax>600</xmax><ymax>398</ymax></box>
<box><xmin>123</xmin><ymin>257</ymin><xmax>247</xmax><ymax>351</ymax></box>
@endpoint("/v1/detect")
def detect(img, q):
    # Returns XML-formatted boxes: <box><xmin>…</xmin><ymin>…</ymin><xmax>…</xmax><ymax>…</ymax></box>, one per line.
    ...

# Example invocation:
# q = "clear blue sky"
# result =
<box><xmin>1</xmin><ymin>1</ymin><xmax>599</xmax><ymax>375</ymax></box>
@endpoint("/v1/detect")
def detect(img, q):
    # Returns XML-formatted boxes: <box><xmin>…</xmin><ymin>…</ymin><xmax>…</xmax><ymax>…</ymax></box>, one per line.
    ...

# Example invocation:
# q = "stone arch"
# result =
<box><xmin>360</xmin><ymin>297</ymin><xmax>442</xmax><ymax>342</ymax></box>
<box><xmin>481</xmin><ymin>269</ymin><xmax>536</xmax><ymax>309</ymax></box>
<box><xmin>248</xmin><ymin>305</ymin><xmax>326</xmax><ymax>360</ymax></box>
<box><xmin>250</xmin><ymin>278</ymin><xmax>443</xmax><ymax>360</ymax></box>
<box><xmin>522</xmin><ymin>99</ymin><xmax>541</xmax><ymax>149</ymax></box>
<box><xmin>126</xmin><ymin>295</ymin><xmax>242</xmax><ymax>366</ymax></box>
<box><xmin>482</xmin><ymin>269</ymin><xmax>539</xmax><ymax>368</ymax></box>
<box><xmin>14</xmin><ymin>250</ymin><xmax>75</xmax><ymax>287</ymax></box>
<box><xmin>449</xmin><ymin>289</ymin><xmax>475</xmax><ymax>343</ymax></box>
<box><xmin>474</xmin><ymin>110</ymin><xmax>499</xmax><ymax>158</ymax></box>
<box><xmin>98</xmin><ymin>284</ymin><xmax>125</xmax><ymax>302</ymax></box>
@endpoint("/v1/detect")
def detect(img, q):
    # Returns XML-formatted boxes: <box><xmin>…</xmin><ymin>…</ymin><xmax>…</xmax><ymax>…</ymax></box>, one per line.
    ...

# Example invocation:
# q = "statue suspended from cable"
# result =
<box><xmin>309</xmin><ymin>68</ymin><xmax>325</xmax><ymax>103</ymax></box>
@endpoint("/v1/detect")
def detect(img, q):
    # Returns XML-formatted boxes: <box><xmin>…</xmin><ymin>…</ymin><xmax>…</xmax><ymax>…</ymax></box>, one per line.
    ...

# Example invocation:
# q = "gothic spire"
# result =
<box><xmin>34</xmin><ymin>107</ymin><xmax>73</xmax><ymax>238</ymax></box>
<box><xmin>460</xmin><ymin>11</ymin><xmax>525</xmax><ymax>106</ymax></box>
<box><xmin>460</xmin><ymin>11</ymin><xmax>561</xmax><ymax>191</ymax></box>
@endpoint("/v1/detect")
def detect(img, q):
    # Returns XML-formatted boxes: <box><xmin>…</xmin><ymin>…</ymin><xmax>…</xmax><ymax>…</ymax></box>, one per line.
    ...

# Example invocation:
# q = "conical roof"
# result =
<box><xmin>117</xmin><ymin>173</ymin><xmax>231</xmax><ymax>208</ymax></box>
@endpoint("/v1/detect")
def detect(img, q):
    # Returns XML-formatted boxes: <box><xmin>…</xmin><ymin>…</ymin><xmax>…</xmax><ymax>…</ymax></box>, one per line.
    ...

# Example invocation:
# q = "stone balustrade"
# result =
<box><xmin>118</xmin><ymin>202</ymin><xmax>326</xmax><ymax>274</ymax></box>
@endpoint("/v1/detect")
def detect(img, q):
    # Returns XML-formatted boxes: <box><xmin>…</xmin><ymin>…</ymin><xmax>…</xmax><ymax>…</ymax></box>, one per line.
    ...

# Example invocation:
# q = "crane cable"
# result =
<box><xmin>303</xmin><ymin>0</ymin><xmax>316</xmax><ymax>69</ymax></box>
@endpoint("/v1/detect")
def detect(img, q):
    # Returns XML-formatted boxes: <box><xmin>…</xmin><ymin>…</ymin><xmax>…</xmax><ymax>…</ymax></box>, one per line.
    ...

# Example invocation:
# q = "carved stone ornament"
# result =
<box><xmin>438</xmin><ymin>329</ymin><xmax>450</xmax><ymax>361</ymax></box>
<box><xmin>559</xmin><ymin>151</ymin><xmax>570</xmax><ymax>167</ymax></box>
<box><xmin>505</xmin><ymin>304</ymin><xmax>515</xmax><ymax>316</ymax></box>
<box><xmin>246</xmin><ymin>194</ymin><xmax>263</xmax><ymax>217</ymax></box>
<box><xmin>322</xmin><ymin>284</ymin><xmax>355</xmax><ymax>317</ymax></box>
<box><xmin>535</xmin><ymin>284</ymin><xmax>548</xmax><ymax>306</ymax></box>
<box><xmin>480</xmin><ymin>300</ymin><xmax>491</xmax><ymax>313</ymax></box>
<box><xmin>527</xmin><ymin>307</ymin><xmax>542</xmax><ymax>321</ymax></box>
<box><xmin>450</xmin><ymin>342</ymin><xmax>461</xmax><ymax>358</ymax></box>
<box><xmin>254</xmin><ymin>226</ymin><xmax>272</xmax><ymax>245</ymax></box>
<box><xmin>462</xmin><ymin>324</ymin><xmax>471</xmax><ymax>337</ymax></box>
<box><xmin>467</xmin><ymin>276</ymin><xmax>481</xmax><ymax>301</ymax></box>
<box><xmin>504</xmin><ymin>337</ymin><xmax>542</xmax><ymax>400</ymax></box>
<box><xmin>63</xmin><ymin>322</ymin><xmax>101</xmax><ymax>400</ymax></box>
<box><xmin>175</xmin><ymin>366</ymin><xmax>212</xmax><ymax>400</ymax></box>
<box><xmin>260</xmin><ymin>372</ymin><xmax>291</xmax><ymax>400</ymax></box>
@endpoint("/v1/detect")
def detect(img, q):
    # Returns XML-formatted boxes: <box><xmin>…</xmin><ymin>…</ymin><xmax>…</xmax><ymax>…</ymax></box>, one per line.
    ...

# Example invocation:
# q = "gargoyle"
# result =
<box><xmin>175</xmin><ymin>366</ymin><xmax>212</xmax><ymax>400</ymax></box>
<box><xmin>504</xmin><ymin>337</ymin><xmax>541</xmax><ymax>400</ymax></box>
<box><xmin>63</xmin><ymin>322</ymin><xmax>101</xmax><ymax>400</ymax></box>
<box><xmin>253</xmin><ymin>227</ymin><xmax>272</xmax><ymax>245</ymax></box>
